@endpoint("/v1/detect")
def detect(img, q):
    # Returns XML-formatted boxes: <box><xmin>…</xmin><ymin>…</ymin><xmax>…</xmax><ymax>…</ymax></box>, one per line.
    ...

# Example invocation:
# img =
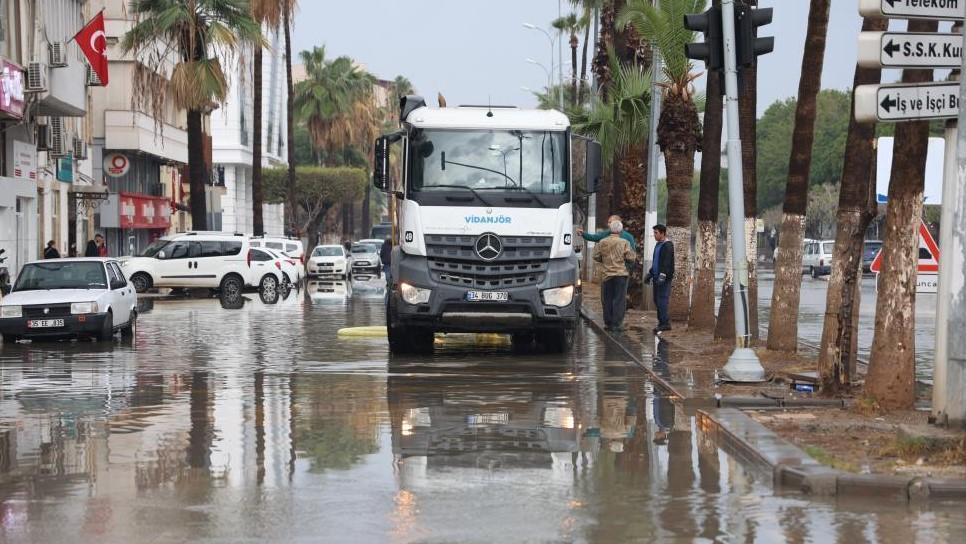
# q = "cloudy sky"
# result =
<box><xmin>292</xmin><ymin>1</ymin><xmax>940</xmax><ymax>115</ymax></box>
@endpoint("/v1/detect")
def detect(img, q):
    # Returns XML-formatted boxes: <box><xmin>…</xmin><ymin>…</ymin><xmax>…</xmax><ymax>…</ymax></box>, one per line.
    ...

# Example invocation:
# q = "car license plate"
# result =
<box><xmin>466</xmin><ymin>290</ymin><xmax>509</xmax><ymax>302</ymax></box>
<box><xmin>28</xmin><ymin>319</ymin><xmax>64</xmax><ymax>328</ymax></box>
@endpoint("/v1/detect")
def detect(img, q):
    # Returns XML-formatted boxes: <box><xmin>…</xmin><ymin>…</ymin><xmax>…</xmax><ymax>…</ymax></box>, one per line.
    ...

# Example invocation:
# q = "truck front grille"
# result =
<box><xmin>425</xmin><ymin>235</ymin><xmax>553</xmax><ymax>289</ymax></box>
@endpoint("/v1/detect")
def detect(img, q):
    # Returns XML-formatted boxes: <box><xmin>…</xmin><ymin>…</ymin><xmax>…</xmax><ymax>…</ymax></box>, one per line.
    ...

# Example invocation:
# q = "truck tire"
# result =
<box><xmin>539</xmin><ymin>327</ymin><xmax>573</xmax><ymax>354</ymax></box>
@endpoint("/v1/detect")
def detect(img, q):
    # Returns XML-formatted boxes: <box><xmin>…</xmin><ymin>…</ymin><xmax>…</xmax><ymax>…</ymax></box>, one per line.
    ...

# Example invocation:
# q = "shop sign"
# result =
<box><xmin>12</xmin><ymin>140</ymin><xmax>36</xmax><ymax>180</ymax></box>
<box><xmin>118</xmin><ymin>193</ymin><xmax>171</xmax><ymax>229</ymax></box>
<box><xmin>0</xmin><ymin>59</ymin><xmax>25</xmax><ymax>119</ymax></box>
<box><xmin>57</xmin><ymin>155</ymin><xmax>73</xmax><ymax>183</ymax></box>
<box><xmin>104</xmin><ymin>153</ymin><xmax>131</xmax><ymax>177</ymax></box>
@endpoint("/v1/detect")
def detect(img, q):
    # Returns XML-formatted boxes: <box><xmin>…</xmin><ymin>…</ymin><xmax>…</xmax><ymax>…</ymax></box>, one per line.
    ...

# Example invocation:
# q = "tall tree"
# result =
<box><xmin>619</xmin><ymin>0</ymin><xmax>704</xmax><ymax>322</ymax></box>
<box><xmin>818</xmin><ymin>17</ymin><xmax>887</xmax><ymax>395</ymax></box>
<box><xmin>251</xmin><ymin>1</ymin><xmax>284</xmax><ymax>236</ymax></box>
<box><xmin>571</xmin><ymin>0</ymin><xmax>601</xmax><ymax>105</ymax></box>
<box><xmin>867</xmin><ymin>19</ymin><xmax>937</xmax><ymax>410</ymax></box>
<box><xmin>689</xmin><ymin>6</ymin><xmax>721</xmax><ymax>330</ymax></box>
<box><xmin>283</xmin><ymin>0</ymin><xmax>298</xmax><ymax>236</ymax></box>
<box><xmin>124</xmin><ymin>0</ymin><xmax>264</xmax><ymax>231</ymax></box>
<box><xmin>552</xmin><ymin>13</ymin><xmax>582</xmax><ymax>107</ymax></box>
<box><xmin>766</xmin><ymin>0</ymin><xmax>831</xmax><ymax>352</ymax></box>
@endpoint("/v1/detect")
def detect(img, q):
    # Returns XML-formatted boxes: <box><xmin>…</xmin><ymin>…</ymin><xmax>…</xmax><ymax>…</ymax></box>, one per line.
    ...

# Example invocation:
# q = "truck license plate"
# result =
<box><xmin>28</xmin><ymin>319</ymin><xmax>64</xmax><ymax>328</ymax></box>
<box><xmin>466</xmin><ymin>290</ymin><xmax>509</xmax><ymax>302</ymax></box>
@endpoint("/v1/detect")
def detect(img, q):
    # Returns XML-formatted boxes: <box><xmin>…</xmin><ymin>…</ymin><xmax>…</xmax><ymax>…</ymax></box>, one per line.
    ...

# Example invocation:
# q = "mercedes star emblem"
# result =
<box><xmin>475</xmin><ymin>233</ymin><xmax>503</xmax><ymax>261</ymax></box>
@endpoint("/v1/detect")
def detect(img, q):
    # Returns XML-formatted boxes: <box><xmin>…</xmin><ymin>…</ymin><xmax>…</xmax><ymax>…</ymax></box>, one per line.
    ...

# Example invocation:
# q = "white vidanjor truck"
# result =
<box><xmin>373</xmin><ymin>96</ymin><xmax>601</xmax><ymax>354</ymax></box>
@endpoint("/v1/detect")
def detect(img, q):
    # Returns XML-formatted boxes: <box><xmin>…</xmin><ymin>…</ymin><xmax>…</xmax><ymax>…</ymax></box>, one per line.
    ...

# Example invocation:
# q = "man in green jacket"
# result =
<box><xmin>578</xmin><ymin>214</ymin><xmax>636</xmax><ymax>248</ymax></box>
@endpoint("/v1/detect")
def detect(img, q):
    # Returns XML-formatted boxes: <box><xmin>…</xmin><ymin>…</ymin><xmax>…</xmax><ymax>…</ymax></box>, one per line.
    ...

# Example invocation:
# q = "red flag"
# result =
<box><xmin>74</xmin><ymin>11</ymin><xmax>108</xmax><ymax>85</ymax></box>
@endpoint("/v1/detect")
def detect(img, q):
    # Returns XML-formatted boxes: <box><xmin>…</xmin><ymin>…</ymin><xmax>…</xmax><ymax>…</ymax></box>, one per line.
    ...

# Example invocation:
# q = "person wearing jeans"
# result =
<box><xmin>645</xmin><ymin>224</ymin><xmax>675</xmax><ymax>333</ymax></box>
<box><xmin>593</xmin><ymin>220</ymin><xmax>637</xmax><ymax>332</ymax></box>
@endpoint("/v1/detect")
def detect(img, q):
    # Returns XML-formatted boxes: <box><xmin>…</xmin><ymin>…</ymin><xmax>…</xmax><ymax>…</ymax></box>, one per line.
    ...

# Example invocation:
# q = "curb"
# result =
<box><xmin>698</xmin><ymin>408</ymin><xmax>966</xmax><ymax>502</ymax></box>
<box><xmin>578</xmin><ymin>309</ymin><xmax>966</xmax><ymax>501</ymax></box>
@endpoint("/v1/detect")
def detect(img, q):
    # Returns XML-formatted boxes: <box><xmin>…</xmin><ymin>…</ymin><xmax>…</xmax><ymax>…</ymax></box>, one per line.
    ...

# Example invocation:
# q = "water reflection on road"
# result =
<box><xmin>0</xmin><ymin>282</ymin><xmax>963</xmax><ymax>543</ymax></box>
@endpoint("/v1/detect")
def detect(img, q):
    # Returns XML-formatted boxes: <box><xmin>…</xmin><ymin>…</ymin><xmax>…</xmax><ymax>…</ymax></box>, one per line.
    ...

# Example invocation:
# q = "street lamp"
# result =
<box><xmin>523</xmin><ymin>22</ymin><xmax>563</xmax><ymax>110</ymax></box>
<box><xmin>526</xmin><ymin>57</ymin><xmax>553</xmax><ymax>92</ymax></box>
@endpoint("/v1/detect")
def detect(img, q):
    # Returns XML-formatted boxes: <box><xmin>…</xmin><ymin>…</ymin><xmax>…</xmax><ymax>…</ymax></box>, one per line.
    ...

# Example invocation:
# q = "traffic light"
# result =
<box><xmin>735</xmin><ymin>3</ymin><xmax>773</xmax><ymax>67</ymax></box>
<box><xmin>683</xmin><ymin>5</ymin><xmax>723</xmax><ymax>72</ymax></box>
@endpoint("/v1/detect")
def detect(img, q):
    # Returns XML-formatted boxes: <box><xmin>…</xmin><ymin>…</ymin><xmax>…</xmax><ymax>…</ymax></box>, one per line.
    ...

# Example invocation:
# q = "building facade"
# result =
<box><xmin>211</xmin><ymin>31</ymin><xmax>288</xmax><ymax>236</ymax></box>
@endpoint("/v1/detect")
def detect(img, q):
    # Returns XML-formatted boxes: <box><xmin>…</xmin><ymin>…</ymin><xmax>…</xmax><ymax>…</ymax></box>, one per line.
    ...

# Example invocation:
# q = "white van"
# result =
<box><xmin>802</xmin><ymin>239</ymin><xmax>834</xmax><ymax>278</ymax></box>
<box><xmin>121</xmin><ymin>232</ymin><xmax>282</xmax><ymax>295</ymax></box>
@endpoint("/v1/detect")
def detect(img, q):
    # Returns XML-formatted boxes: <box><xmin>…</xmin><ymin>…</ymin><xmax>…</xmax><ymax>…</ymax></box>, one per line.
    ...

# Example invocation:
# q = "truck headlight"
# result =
<box><xmin>400</xmin><ymin>283</ymin><xmax>431</xmax><ymax>305</ymax></box>
<box><xmin>542</xmin><ymin>285</ymin><xmax>575</xmax><ymax>307</ymax></box>
<box><xmin>71</xmin><ymin>302</ymin><xmax>99</xmax><ymax>315</ymax></box>
<box><xmin>0</xmin><ymin>305</ymin><xmax>22</xmax><ymax>318</ymax></box>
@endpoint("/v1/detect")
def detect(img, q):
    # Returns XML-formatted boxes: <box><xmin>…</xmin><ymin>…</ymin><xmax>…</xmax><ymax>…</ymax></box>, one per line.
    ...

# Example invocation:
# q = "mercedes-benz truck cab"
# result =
<box><xmin>373</xmin><ymin>96</ymin><xmax>602</xmax><ymax>354</ymax></box>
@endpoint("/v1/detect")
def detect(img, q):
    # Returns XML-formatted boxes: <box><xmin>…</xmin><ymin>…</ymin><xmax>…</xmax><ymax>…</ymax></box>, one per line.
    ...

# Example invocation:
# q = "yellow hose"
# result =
<box><xmin>336</xmin><ymin>326</ymin><xmax>388</xmax><ymax>337</ymax></box>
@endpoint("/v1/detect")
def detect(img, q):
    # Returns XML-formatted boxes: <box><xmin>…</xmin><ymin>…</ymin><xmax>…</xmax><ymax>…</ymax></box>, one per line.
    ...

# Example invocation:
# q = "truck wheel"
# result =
<box><xmin>539</xmin><ymin>327</ymin><xmax>573</xmax><ymax>354</ymax></box>
<box><xmin>511</xmin><ymin>332</ymin><xmax>535</xmax><ymax>353</ymax></box>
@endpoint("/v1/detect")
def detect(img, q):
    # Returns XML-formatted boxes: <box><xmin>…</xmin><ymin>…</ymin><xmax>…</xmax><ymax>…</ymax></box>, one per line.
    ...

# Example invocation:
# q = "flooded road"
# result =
<box><xmin>1</xmin><ymin>280</ymin><xmax>963</xmax><ymax>543</ymax></box>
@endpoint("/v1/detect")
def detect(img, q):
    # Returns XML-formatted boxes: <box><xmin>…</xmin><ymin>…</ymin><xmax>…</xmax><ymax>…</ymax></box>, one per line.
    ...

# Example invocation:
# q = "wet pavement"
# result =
<box><xmin>1</xmin><ymin>279</ymin><xmax>964</xmax><ymax>543</ymax></box>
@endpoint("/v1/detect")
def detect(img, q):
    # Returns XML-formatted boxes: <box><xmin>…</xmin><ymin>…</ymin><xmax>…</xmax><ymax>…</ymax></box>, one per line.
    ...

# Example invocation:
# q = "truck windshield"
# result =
<box><xmin>409</xmin><ymin>129</ymin><xmax>568</xmax><ymax>195</ymax></box>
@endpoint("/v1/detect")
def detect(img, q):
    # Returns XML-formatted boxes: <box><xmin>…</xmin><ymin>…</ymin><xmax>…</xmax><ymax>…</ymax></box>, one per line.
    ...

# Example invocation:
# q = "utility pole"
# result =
<box><xmin>558</xmin><ymin>0</ymin><xmax>564</xmax><ymax>110</ymax></box>
<box><xmin>586</xmin><ymin>6</ymin><xmax>600</xmax><ymax>280</ymax></box>
<box><xmin>935</xmin><ymin>22</ymin><xmax>966</xmax><ymax>427</ymax></box>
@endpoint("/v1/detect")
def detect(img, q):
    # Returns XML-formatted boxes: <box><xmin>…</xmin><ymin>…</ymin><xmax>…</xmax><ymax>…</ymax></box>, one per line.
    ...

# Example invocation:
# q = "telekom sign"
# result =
<box><xmin>0</xmin><ymin>58</ymin><xmax>25</xmax><ymax>119</ymax></box>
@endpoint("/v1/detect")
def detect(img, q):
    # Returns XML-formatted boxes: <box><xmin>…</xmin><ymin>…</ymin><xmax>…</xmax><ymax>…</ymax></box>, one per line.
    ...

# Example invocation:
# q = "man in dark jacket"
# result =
<box><xmin>380</xmin><ymin>238</ymin><xmax>392</xmax><ymax>281</ymax></box>
<box><xmin>44</xmin><ymin>241</ymin><xmax>60</xmax><ymax>259</ymax></box>
<box><xmin>644</xmin><ymin>224</ymin><xmax>674</xmax><ymax>333</ymax></box>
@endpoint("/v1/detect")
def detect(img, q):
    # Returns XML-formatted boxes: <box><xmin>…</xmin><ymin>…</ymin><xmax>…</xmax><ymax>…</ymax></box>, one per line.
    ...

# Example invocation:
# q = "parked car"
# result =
<box><xmin>359</xmin><ymin>238</ymin><xmax>386</xmax><ymax>247</ymax></box>
<box><xmin>802</xmin><ymin>239</ymin><xmax>834</xmax><ymax>278</ymax></box>
<box><xmin>0</xmin><ymin>258</ymin><xmax>137</xmax><ymax>343</ymax></box>
<box><xmin>246</xmin><ymin>248</ymin><xmax>287</xmax><ymax>300</ymax></box>
<box><xmin>349</xmin><ymin>243</ymin><xmax>381</xmax><ymax>279</ymax></box>
<box><xmin>122</xmin><ymin>232</ymin><xmax>253</xmax><ymax>295</ymax></box>
<box><xmin>863</xmin><ymin>240</ymin><xmax>883</xmax><ymax>273</ymax></box>
<box><xmin>260</xmin><ymin>248</ymin><xmax>301</xmax><ymax>288</ymax></box>
<box><xmin>308</xmin><ymin>245</ymin><xmax>350</xmax><ymax>279</ymax></box>
<box><xmin>250</xmin><ymin>237</ymin><xmax>305</xmax><ymax>282</ymax></box>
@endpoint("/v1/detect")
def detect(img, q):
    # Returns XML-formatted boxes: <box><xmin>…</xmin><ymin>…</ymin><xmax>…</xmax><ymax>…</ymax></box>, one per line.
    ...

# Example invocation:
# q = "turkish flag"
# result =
<box><xmin>74</xmin><ymin>11</ymin><xmax>108</xmax><ymax>85</ymax></box>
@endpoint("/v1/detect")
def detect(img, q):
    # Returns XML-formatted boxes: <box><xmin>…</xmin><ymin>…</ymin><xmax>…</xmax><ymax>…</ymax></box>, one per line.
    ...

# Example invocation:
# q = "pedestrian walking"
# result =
<box><xmin>84</xmin><ymin>239</ymin><xmax>99</xmax><ymax>257</ymax></box>
<box><xmin>380</xmin><ymin>237</ymin><xmax>392</xmax><ymax>282</ymax></box>
<box><xmin>593</xmin><ymin>220</ymin><xmax>636</xmax><ymax>332</ymax></box>
<box><xmin>95</xmin><ymin>234</ymin><xmax>108</xmax><ymax>257</ymax></box>
<box><xmin>645</xmin><ymin>224</ymin><xmax>675</xmax><ymax>333</ymax></box>
<box><xmin>43</xmin><ymin>241</ymin><xmax>60</xmax><ymax>259</ymax></box>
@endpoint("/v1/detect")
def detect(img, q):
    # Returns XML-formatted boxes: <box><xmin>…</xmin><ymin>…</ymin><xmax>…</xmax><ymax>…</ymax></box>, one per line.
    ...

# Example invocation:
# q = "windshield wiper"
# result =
<box><xmin>423</xmin><ymin>184</ymin><xmax>495</xmax><ymax>207</ymax></box>
<box><xmin>440</xmin><ymin>152</ymin><xmax>518</xmax><ymax>187</ymax></box>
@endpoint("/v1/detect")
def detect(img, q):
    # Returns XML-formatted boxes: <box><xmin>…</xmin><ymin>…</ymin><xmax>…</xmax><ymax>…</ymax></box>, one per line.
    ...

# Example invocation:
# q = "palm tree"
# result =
<box><xmin>766</xmin><ymin>0</ymin><xmax>831</xmax><ymax>352</ymax></box>
<box><xmin>552</xmin><ymin>13</ymin><xmax>582</xmax><ymax>107</ymax></box>
<box><xmin>818</xmin><ymin>16</ymin><xmax>887</xmax><ymax>395</ymax></box>
<box><xmin>689</xmin><ymin>9</ymin><xmax>721</xmax><ymax>330</ymax></box>
<box><xmin>251</xmin><ymin>1</ymin><xmax>284</xmax><ymax>236</ymax></box>
<box><xmin>867</xmin><ymin>18</ymin><xmax>937</xmax><ymax>410</ymax></box>
<box><xmin>571</xmin><ymin>0</ymin><xmax>603</xmax><ymax>105</ymax></box>
<box><xmin>124</xmin><ymin>0</ymin><xmax>264</xmax><ymax>230</ymax></box>
<box><xmin>618</xmin><ymin>0</ymin><xmax>704</xmax><ymax>322</ymax></box>
<box><xmin>283</xmin><ymin>1</ymin><xmax>298</xmax><ymax>236</ymax></box>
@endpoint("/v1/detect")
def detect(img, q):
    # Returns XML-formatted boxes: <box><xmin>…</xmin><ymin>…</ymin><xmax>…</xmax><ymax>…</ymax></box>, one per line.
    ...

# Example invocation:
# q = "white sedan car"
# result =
<box><xmin>307</xmin><ymin>245</ymin><xmax>351</xmax><ymax>279</ymax></box>
<box><xmin>0</xmin><ymin>258</ymin><xmax>138</xmax><ymax>343</ymax></box>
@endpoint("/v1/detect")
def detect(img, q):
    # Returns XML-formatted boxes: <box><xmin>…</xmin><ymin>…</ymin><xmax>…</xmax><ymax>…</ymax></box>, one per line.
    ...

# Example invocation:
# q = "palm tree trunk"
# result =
<box><xmin>571</xmin><ymin>33</ymin><xmax>579</xmax><ymax>107</ymax></box>
<box><xmin>579</xmin><ymin>13</ymin><xmax>590</xmax><ymax>104</ymax></box>
<box><xmin>766</xmin><ymin>0</ymin><xmax>830</xmax><ymax>352</ymax></box>
<box><xmin>253</xmin><ymin>45</ymin><xmax>265</xmax><ymax>236</ymax></box>
<box><xmin>187</xmin><ymin>108</ymin><xmax>208</xmax><ymax>230</ymax></box>
<box><xmin>665</xmin><ymin>147</ymin><xmax>695</xmax><ymax>322</ymax></box>
<box><xmin>867</xmin><ymin>18</ymin><xmax>937</xmax><ymax>410</ymax></box>
<box><xmin>690</xmin><ymin>69</ymin><xmax>722</xmax><ymax>330</ymax></box>
<box><xmin>818</xmin><ymin>17</ymin><xmax>887</xmax><ymax>395</ymax></box>
<box><xmin>283</xmin><ymin>3</ymin><xmax>297</xmax><ymax>237</ymax></box>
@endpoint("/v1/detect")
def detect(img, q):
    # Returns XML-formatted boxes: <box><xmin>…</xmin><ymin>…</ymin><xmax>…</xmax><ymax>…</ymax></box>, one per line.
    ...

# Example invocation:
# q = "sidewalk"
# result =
<box><xmin>580</xmin><ymin>281</ymin><xmax>966</xmax><ymax>498</ymax></box>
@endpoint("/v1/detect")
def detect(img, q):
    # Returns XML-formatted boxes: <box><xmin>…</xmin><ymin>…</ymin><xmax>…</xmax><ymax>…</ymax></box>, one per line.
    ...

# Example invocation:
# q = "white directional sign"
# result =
<box><xmin>858</xmin><ymin>31</ymin><xmax>963</xmax><ymax>68</ymax></box>
<box><xmin>859</xmin><ymin>0</ymin><xmax>965</xmax><ymax>20</ymax></box>
<box><xmin>855</xmin><ymin>82</ymin><xmax>960</xmax><ymax>122</ymax></box>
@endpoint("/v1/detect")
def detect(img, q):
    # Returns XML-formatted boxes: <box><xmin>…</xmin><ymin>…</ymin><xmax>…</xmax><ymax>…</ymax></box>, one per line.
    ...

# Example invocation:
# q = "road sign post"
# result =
<box><xmin>855</xmin><ymin>81</ymin><xmax>960</xmax><ymax>122</ymax></box>
<box><xmin>858</xmin><ymin>31</ymin><xmax>963</xmax><ymax>68</ymax></box>
<box><xmin>859</xmin><ymin>0</ymin><xmax>965</xmax><ymax>21</ymax></box>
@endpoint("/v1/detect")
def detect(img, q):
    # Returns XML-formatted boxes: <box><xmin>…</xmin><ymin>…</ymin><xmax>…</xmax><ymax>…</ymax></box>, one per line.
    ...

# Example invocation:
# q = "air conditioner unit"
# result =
<box><xmin>73</xmin><ymin>138</ymin><xmax>89</xmax><ymax>160</ymax></box>
<box><xmin>25</xmin><ymin>62</ymin><xmax>48</xmax><ymax>93</ymax></box>
<box><xmin>85</xmin><ymin>64</ymin><xmax>103</xmax><ymax>87</ymax></box>
<box><xmin>49</xmin><ymin>42</ymin><xmax>68</xmax><ymax>67</ymax></box>
<box><xmin>49</xmin><ymin>117</ymin><xmax>68</xmax><ymax>157</ymax></box>
<box><xmin>36</xmin><ymin>124</ymin><xmax>50</xmax><ymax>151</ymax></box>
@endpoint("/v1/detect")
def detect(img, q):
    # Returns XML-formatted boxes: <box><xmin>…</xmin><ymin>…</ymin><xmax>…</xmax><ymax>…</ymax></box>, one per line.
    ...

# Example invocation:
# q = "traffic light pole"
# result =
<box><xmin>719</xmin><ymin>0</ymin><xmax>764</xmax><ymax>381</ymax></box>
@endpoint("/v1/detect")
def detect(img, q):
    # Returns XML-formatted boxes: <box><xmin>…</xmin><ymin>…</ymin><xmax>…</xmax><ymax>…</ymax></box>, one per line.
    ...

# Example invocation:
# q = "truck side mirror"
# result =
<box><xmin>373</xmin><ymin>136</ymin><xmax>389</xmax><ymax>191</ymax></box>
<box><xmin>586</xmin><ymin>140</ymin><xmax>602</xmax><ymax>194</ymax></box>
